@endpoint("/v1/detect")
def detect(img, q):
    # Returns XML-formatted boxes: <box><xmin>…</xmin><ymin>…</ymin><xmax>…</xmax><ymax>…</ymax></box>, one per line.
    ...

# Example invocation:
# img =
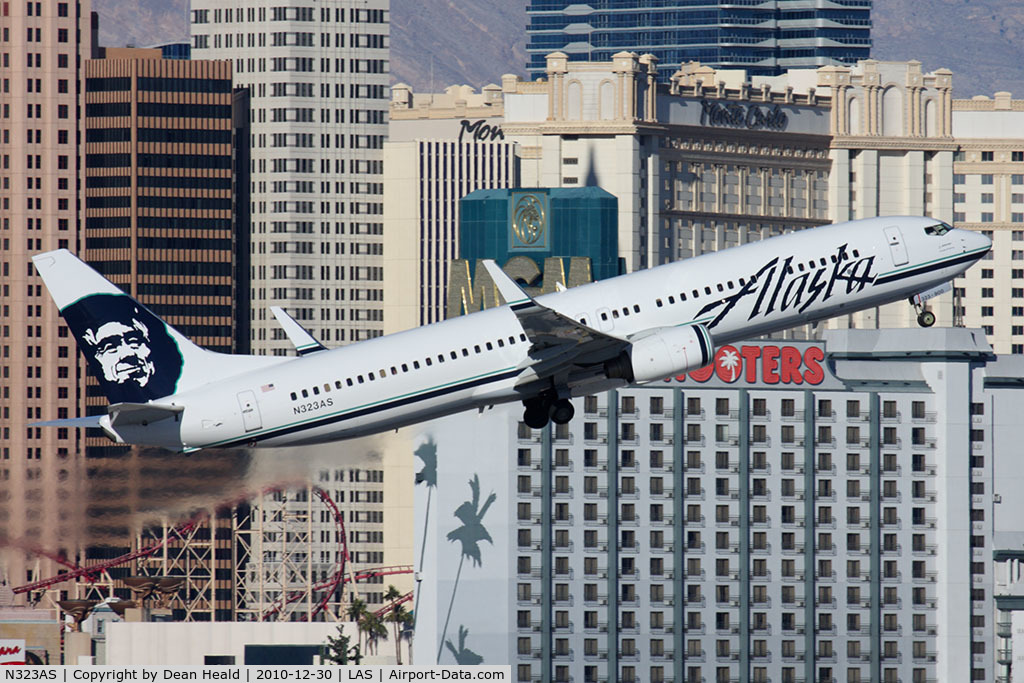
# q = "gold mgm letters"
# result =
<box><xmin>446</xmin><ymin>256</ymin><xmax>595</xmax><ymax>318</ymax></box>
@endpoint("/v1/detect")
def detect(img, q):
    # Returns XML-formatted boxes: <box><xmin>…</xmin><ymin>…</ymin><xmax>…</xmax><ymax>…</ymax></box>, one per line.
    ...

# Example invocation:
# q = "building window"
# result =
<box><xmin>981</xmin><ymin>151</ymin><xmax>994</xmax><ymax>161</ymax></box>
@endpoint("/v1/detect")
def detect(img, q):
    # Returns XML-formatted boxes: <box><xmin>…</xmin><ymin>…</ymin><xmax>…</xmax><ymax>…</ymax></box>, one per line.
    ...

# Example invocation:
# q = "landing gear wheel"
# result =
<box><xmin>917</xmin><ymin>310</ymin><xmax>936</xmax><ymax>328</ymax></box>
<box><xmin>523</xmin><ymin>399</ymin><xmax>550</xmax><ymax>429</ymax></box>
<box><xmin>550</xmin><ymin>399</ymin><xmax>575</xmax><ymax>425</ymax></box>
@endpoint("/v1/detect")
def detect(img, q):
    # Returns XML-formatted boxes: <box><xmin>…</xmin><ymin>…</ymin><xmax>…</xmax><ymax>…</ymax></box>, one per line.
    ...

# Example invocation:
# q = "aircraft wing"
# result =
<box><xmin>481</xmin><ymin>261</ymin><xmax>628</xmax><ymax>381</ymax></box>
<box><xmin>271</xmin><ymin>306</ymin><xmax>327</xmax><ymax>355</ymax></box>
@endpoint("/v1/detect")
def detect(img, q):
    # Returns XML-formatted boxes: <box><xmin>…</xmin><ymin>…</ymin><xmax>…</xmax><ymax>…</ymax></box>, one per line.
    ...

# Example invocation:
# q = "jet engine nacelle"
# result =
<box><xmin>605</xmin><ymin>324</ymin><xmax>714</xmax><ymax>385</ymax></box>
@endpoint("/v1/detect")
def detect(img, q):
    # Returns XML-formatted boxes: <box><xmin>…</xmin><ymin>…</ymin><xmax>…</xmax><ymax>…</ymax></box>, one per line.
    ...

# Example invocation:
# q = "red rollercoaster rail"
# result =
<box><xmin>8</xmin><ymin>483</ymin><xmax>414</xmax><ymax>621</ymax></box>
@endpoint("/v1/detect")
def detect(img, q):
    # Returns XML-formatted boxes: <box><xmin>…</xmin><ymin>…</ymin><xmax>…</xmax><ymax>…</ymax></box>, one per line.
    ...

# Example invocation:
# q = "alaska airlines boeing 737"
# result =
<box><xmin>32</xmin><ymin>215</ymin><xmax>989</xmax><ymax>453</ymax></box>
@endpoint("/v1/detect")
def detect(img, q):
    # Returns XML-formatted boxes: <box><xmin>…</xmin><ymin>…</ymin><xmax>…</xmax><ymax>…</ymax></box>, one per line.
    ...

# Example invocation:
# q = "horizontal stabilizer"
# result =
<box><xmin>109</xmin><ymin>402</ymin><xmax>184</xmax><ymax>427</ymax></box>
<box><xmin>31</xmin><ymin>415</ymin><xmax>104</xmax><ymax>429</ymax></box>
<box><xmin>271</xmin><ymin>306</ymin><xmax>327</xmax><ymax>355</ymax></box>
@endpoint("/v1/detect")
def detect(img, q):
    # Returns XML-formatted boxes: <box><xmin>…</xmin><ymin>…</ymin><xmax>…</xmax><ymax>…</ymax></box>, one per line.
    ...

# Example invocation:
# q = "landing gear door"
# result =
<box><xmin>884</xmin><ymin>226</ymin><xmax>909</xmax><ymax>266</ymax></box>
<box><xmin>238</xmin><ymin>390</ymin><xmax>262</xmax><ymax>432</ymax></box>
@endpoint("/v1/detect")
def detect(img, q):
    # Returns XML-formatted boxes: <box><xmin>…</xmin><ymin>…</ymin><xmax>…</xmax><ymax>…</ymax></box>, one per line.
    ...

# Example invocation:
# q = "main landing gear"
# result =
<box><xmin>522</xmin><ymin>393</ymin><xmax>575</xmax><ymax>429</ymax></box>
<box><xmin>911</xmin><ymin>297</ymin><xmax>936</xmax><ymax>328</ymax></box>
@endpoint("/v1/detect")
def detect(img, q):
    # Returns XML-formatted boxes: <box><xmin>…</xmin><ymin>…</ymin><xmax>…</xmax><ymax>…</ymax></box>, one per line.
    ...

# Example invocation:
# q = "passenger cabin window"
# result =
<box><xmin>290</xmin><ymin>392</ymin><xmax>297</xmax><ymax>400</ymax></box>
<box><xmin>302</xmin><ymin>389</ymin><xmax>309</xmax><ymax>398</ymax></box>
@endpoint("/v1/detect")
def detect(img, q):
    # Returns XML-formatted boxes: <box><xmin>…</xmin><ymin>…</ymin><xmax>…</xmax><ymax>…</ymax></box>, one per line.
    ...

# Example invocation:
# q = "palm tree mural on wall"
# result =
<box><xmin>445</xmin><ymin>625</ymin><xmax>484</xmax><ymax>665</ymax></box>
<box><xmin>413</xmin><ymin>438</ymin><xmax>438</xmax><ymax>632</ymax></box>
<box><xmin>437</xmin><ymin>474</ymin><xmax>496</xmax><ymax>663</ymax></box>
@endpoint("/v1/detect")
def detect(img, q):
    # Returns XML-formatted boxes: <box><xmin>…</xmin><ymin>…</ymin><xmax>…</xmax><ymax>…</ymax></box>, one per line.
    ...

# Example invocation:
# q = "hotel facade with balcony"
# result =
<box><xmin>412</xmin><ymin>328</ymin><xmax>1015</xmax><ymax>683</ymax></box>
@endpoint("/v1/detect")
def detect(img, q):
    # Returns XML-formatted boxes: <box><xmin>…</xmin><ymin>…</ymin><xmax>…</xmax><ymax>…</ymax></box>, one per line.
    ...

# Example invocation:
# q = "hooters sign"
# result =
<box><xmin>0</xmin><ymin>639</ymin><xmax>26</xmax><ymax>665</ymax></box>
<box><xmin>666</xmin><ymin>343</ymin><xmax>842</xmax><ymax>389</ymax></box>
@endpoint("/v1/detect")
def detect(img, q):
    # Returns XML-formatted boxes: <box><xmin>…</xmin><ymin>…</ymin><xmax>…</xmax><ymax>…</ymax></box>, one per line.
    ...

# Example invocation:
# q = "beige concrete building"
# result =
<box><xmin>816</xmin><ymin>60</ymin><xmax>957</xmax><ymax>330</ymax></box>
<box><xmin>949</xmin><ymin>93</ymin><xmax>1024</xmax><ymax>355</ymax></box>
<box><xmin>385</xmin><ymin>84</ymin><xmax>517</xmax><ymax>333</ymax></box>
<box><xmin>0</xmin><ymin>0</ymin><xmax>93</xmax><ymax>598</ymax></box>
<box><xmin>386</xmin><ymin>56</ymin><xmax>1019</xmax><ymax>347</ymax></box>
<box><xmin>191</xmin><ymin>0</ymin><xmax>391</xmax><ymax>353</ymax></box>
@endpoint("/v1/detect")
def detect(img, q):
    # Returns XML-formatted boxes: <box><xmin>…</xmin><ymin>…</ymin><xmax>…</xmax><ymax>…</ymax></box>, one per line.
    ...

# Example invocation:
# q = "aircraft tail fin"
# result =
<box><xmin>32</xmin><ymin>249</ymin><xmax>279</xmax><ymax>404</ymax></box>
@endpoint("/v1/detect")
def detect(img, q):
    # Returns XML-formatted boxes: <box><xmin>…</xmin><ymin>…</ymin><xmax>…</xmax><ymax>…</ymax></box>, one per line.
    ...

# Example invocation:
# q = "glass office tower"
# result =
<box><xmin>526</xmin><ymin>0</ymin><xmax>872</xmax><ymax>82</ymax></box>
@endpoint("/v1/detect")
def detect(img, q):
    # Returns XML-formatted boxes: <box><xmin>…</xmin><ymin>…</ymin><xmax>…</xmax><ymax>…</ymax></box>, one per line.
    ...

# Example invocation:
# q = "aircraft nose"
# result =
<box><xmin>966</xmin><ymin>229</ymin><xmax>993</xmax><ymax>256</ymax></box>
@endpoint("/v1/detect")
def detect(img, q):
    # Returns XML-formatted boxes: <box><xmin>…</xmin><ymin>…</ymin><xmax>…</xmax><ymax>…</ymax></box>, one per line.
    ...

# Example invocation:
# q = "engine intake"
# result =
<box><xmin>605</xmin><ymin>324</ymin><xmax>714</xmax><ymax>385</ymax></box>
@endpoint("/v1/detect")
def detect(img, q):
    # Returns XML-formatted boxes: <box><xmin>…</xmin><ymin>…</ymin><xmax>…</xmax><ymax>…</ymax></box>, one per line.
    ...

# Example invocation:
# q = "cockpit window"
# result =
<box><xmin>925</xmin><ymin>222</ymin><xmax>953</xmax><ymax>236</ymax></box>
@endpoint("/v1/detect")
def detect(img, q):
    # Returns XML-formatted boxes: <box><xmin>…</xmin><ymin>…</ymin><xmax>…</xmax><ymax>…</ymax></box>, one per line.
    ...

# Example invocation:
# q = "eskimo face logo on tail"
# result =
<box><xmin>61</xmin><ymin>294</ymin><xmax>183</xmax><ymax>403</ymax></box>
<box><xmin>696</xmin><ymin>244</ymin><xmax>876</xmax><ymax>329</ymax></box>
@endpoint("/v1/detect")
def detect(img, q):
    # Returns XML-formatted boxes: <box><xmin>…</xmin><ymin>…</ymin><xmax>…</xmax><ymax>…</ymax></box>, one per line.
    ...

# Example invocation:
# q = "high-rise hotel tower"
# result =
<box><xmin>191</xmin><ymin>0</ymin><xmax>389</xmax><ymax>354</ymax></box>
<box><xmin>0</xmin><ymin>0</ymin><xmax>94</xmax><ymax>593</ymax></box>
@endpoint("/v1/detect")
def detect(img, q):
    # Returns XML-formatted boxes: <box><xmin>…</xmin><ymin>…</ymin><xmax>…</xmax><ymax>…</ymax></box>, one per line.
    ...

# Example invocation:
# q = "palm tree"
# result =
<box><xmin>438</xmin><ymin>474</ymin><xmax>496</xmax><ymax>663</ymax></box>
<box><xmin>387</xmin><ymin>602</ymin><xmax>410</xmax><ymax>664</ymax></box>
<box><xmin>346</xmin><ymin>597</ymin><xmax>367</xmax><ymax>652</ymax></box>
<box><xmin>384</xmin><ymin>585</ymin><xmax>406</xmax><ymax>663</ymax></box>
<box><xmin>359</xmin><ymin>611</ymin><xmax>388</xmax><ymax>657</ymax></box>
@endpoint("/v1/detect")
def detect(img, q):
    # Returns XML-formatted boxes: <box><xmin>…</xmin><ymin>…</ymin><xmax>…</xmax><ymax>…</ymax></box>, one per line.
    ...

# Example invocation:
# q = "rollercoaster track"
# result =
<box><xmin>261</xmin><ymin>485</ymin><xmax>351</xmax><ymax>621</ymax></box>
<box><xmin>9</xmin><ymin>483</ymin><xmax>415</xmax><ymax>620</ymax></box>
<box><xmin>12</xmin><ymin>520</ymin><xmax>199</xmax><ymax>595</ymax></box>
<box><xmin>8</xmin><ymin>483</ymin><xmax>300</xmax><ymax>596</ymax></box>
<box><xmin>310</xmin><ymin>487</ymin><xmax>350</xmax><ymax>619</ymax></box>
<box><xmin>263</xmin><ymin>566</ymin><xmax>416</xmax><ymax>621</ymax></box>
<box><xmin>374</xmin><ymin>591</ymin><xmax>413</xmax><ymax>618</ymax></box>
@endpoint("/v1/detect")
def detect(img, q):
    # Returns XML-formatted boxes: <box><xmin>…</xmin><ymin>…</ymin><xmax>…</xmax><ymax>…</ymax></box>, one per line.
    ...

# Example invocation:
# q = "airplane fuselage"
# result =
<box><xmin>120</xmin><ymin>215</ymin><xmax>989</xmax><ymax>453</ymax></box>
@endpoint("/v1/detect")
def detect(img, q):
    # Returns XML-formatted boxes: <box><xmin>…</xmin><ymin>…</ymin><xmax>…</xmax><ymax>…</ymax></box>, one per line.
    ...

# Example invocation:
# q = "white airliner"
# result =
<box><xmin>33</xmin><ymin>215</ymin><xmax>989</xmax><ymax>453</ymax></box>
